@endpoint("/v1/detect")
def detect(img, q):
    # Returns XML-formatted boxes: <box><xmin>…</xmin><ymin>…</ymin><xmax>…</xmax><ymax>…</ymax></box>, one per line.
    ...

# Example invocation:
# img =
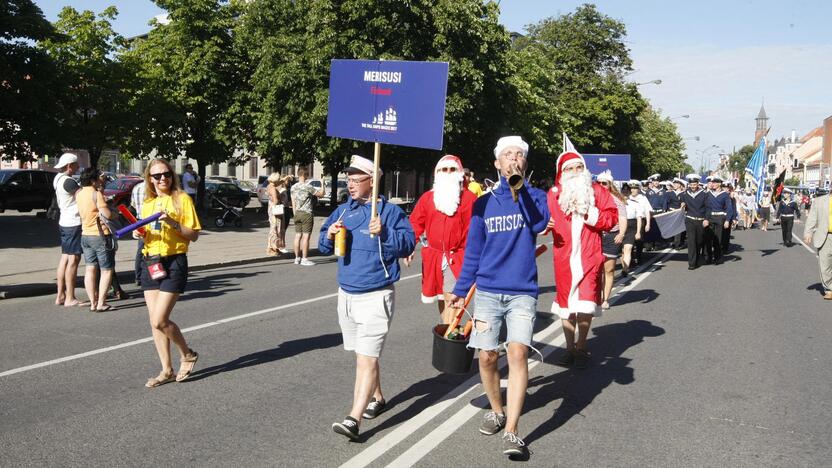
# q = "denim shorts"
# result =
<box><xmin>81</xmin><ymin>235</ymin><xmax>115</xmax><ymax>270</ymax></box>
<box><xmin>59</xmin><ymin>225</ymin><xmax>82</xmax><ymax>255</ymax></box>
<box><xmin>468</xmin><ymin>290</ymin><xmax>536</xmax><ymax>351</ymax></box>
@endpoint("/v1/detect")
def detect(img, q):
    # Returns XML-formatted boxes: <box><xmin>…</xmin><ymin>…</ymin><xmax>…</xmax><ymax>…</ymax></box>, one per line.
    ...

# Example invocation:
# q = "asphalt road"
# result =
<box><xmin>0</xmin><ymin>227</ymin><xmax>829</xmax><ymax>467</ymax></box>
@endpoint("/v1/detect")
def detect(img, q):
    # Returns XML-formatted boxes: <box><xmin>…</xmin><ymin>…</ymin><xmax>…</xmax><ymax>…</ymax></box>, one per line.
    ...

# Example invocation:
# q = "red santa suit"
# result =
<box><xmin>409</xmin><ymin>156</ymin><xmax>477</xmax><ymax>303</ymax></box>
<box><xmin>548</xmin><ymin>151</ymin><xmax>618</xmax><ymax>317</ymax></box>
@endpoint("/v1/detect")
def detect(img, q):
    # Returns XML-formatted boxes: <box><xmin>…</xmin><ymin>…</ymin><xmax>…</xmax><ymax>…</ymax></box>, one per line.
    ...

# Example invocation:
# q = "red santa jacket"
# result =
<box><xmin>547</xmin><ymin>182</ymin><xmax>618</xmax><ymax>316</ymax></box>
<box><xmin>409</xmin><ymin>189</ymin><xmax>477</xmax><ymax>303</ymax></box>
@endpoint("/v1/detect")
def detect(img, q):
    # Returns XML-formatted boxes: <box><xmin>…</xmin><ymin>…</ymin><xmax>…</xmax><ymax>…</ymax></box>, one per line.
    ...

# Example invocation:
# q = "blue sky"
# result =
<box><xmin>37</xmin><ymin>1</ymin><xmax>832</xmax><ymax>168</ymax></box>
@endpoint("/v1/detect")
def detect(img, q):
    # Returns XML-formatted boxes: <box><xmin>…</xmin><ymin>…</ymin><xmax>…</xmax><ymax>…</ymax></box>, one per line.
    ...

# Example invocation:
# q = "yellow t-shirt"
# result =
<box><xmin>141</xmin><ymin>191</ymin><xmax>201</xmax><ymax>256</ymax></box>
<box><xmin>468</xmin><ymin>181</ymin><xmax>484</xmax><ymax>197</ymax></box>
<box><xmin>76</xmin><ymin>186</ymin><xmax>111</xmax><ymax>236</ymax></box>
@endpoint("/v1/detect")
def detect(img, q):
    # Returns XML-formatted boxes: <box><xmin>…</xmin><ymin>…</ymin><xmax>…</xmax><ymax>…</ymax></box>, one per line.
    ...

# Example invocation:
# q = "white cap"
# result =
<box><xmin>685</xmin><ymin>173</ymin><xmax>701</xmax><ymax>182</ymax></box>
<box><xmin>627</xmin><ymin>179</ymin><xmax>641</xmax><ymax>187</ymax></box>
<box><xmin>673</xmin><ymin>177</ymin><xmax>687</xmax><ymax>186</ymax></box>
<box><xmin>344</xmin><ymin>155</ymin><xmax>380</xmax><ymax>177</ymax></box>
<box><xmin>596</xmin><ymin>170</ymin><xmax>614</xmax><ymax>183</ymax></box>
<box><xmin>493</xmin><ymin>136</ymin><xmax>529</xmax><ymax>159</ymax></box>
<box><xmin>647</xmin><ymin>173</ymin><xmax>661</xmax><ymax>181</ymax></box>
<box><xmin>54</xmin><ymin>153</ymin><xmax>78</xmax><ymax>169</ymax></box>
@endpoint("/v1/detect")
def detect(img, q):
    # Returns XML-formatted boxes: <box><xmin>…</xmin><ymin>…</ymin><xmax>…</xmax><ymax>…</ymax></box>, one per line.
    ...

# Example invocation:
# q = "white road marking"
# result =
<box><xmin>341</xmin><ymin>249</ymin><xmax>676</xmax><ymax>468</ymax></box>
<box><xmin>0</xmin><ymin>274</ymin><xmax>423</xmax><ymax>378</ymax></box>
<box><xmin>793</xmin><ymin>232</ymin><xmax>818</xmax><ymax>256</ymax></box>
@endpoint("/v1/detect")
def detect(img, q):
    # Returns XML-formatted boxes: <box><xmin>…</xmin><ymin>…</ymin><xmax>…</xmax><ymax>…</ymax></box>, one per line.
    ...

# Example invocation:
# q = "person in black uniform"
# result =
<box><xmin>680</xmin><ymin>174</ymin><xmax>709</xmax><ymax>269</ymax></box>
<box><xmin>704</xmin><ymin>175</ymin><xmax>732</xmax><ymax>264</ymax></box>
<box><xmin>720</xmin><ymin>181</ymin><xmax>738</xmax><ymax>255</ymax></box>
<box><xmin>667</xmin><ymin>178</ymin><xmax>686</xmax><ymax>248</ymax></box>
<box><xmin>645</xmin><ymin>174</ymin><xmax>668</xmax><ymax>250</ymax></box>
<box><xmin>776</xmin><ymin>188</ymin><xmax>800</xmax><ymax>247</ymax></box>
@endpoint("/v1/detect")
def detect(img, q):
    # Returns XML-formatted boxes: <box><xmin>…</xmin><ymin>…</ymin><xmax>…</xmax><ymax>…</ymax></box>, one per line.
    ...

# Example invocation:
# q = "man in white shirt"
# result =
<box><xmin>182</xmin><ymin>163</ymin><xmax>200</xmax><ymax>202</ymax></box>
<box><xmin>53</xmin><ymin>153</ymin><xmax>84</xmax><ymax>307</ymax></box>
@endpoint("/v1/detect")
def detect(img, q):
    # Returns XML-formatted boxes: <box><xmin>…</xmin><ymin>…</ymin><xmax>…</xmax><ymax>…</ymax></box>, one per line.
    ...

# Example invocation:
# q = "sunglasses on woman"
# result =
<box><xmin>150</xmin><ymin>171</ymin><xmax>173</xmax><ymax>181</ymax></box>
<box><xmin>599</xmin><ymin>181</ymin><xmax>610</xmax><ymax>187</ymax></box>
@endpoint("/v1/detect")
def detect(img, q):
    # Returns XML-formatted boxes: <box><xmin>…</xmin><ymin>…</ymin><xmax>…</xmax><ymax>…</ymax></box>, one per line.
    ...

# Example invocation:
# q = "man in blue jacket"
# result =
<box><xmin>319</xmin><ymin>155</ymin><xmax>416</xmax><ymax>440</ymax></box>
<box><xmin>450</xmin><ymin>136</ymin><xmax>549</xmax><ymax>460</ymax></box>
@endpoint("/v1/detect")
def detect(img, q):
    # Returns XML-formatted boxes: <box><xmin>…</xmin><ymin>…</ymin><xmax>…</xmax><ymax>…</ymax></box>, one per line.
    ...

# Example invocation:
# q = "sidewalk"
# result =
<box><xmin>0</xmin><ymin>210</ymin><xmax>329</xmax><ymax>299</ymax></box>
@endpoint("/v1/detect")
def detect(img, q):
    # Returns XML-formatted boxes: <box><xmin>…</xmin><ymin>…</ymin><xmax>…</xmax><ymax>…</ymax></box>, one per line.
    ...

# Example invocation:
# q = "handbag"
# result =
<box><xmin>272</xmin><ymin>204</ymin><xmax>284</xmax><ymax>216</ymax></box>
<box><xmin>92</xmin><ymin>190</ymin><xmax>120</xmax><ymax>251</ymax></box>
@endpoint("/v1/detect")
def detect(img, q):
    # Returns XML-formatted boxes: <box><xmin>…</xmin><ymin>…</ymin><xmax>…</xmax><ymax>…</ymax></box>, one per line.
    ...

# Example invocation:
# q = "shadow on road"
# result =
<box><xmin>185</xmin><ymin>333</ymin><xmax>343</xmax><ymax>382</ymax></box>
<box><xmin>179</xmin><ymin>271</ymin><xmax>260</xmax><ymax>300</ymax></box>
<box><xmin>522</xmin><ymin>319</ymin><xmax>665</xmax><ymax>445</ymax></box>
<box><xmin>759</xmin><ymin>249</ymin><xmax>778</xmax><ymax>257</ymax></box>
<box><xmin>359</xmin><ymin>372</ymin><xmax>473</xmax><ymax>442</ymax></box>
<box><xmin>806</xmin><ymin>282</ymin><xmax>824</xmax><ymax>295</ymax></box>
<box><xmin>612</xmin><ymin>289</ymin><xmax>658</xmax><ymax>306</ymax></box>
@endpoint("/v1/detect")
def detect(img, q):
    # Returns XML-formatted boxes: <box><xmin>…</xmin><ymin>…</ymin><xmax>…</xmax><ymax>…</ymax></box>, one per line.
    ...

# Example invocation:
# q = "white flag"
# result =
<box><xmin>654</xmin><ymin>209</ymin><xmax>686</xmax><ymax>238</ymax></box>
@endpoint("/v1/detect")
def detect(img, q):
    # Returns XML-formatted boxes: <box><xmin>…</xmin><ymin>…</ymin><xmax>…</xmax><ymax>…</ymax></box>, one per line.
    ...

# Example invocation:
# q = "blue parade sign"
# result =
<box><xmin>584</xmin><ymin>154</ymin><xmax>631</xmax><ymax>181</ymax></box>
<box><xmin>327</xmin><ymin>59</ymin><xmax>449</xmax><ymax>150</ymax></box>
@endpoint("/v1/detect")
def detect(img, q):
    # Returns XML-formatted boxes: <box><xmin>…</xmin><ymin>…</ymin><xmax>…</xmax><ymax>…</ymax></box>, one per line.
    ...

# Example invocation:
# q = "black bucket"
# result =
<box><xmin>432</xmin><ymin>324</ymin><xmax>475</xmax><ymax>374</ymax></box>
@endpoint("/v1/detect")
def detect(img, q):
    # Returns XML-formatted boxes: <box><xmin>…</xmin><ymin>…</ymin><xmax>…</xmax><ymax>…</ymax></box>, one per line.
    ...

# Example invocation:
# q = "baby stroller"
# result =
<box><xmin>207</xmin><ymin>192</ymin><xmax>243</xmax><ymax>228</ymax></box>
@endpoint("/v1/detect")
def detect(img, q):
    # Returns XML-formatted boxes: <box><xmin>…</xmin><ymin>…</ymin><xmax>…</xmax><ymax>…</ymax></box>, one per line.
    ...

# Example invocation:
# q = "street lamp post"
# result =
<box><xmin>670</xmin><ymin>114</ymin><xmax>690</xmax><ymax>120</ymax></box>
<box><xmin>636</xmin><ymin>79</ymin><xmax>662</xmax><ymax>86</ymax></box>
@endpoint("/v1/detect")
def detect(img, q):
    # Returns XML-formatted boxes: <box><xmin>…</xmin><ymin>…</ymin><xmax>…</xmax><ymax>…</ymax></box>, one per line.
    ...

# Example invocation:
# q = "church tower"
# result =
<box><xmin>754</xmin><ymin>102</ymin><xmax>768</xmax><ymax>146</ymax></box>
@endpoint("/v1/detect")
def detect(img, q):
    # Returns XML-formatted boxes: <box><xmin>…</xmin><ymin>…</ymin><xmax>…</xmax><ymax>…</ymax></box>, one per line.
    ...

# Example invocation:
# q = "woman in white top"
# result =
<box><xmin>597</xmin><ymin>172</ymin><xmax>628</xmax><ymax>309</ymax></box>
<box><xmin>621</xmin><ymin>183</ymin><xmax>643</xmax><ymax>276</ymax></box>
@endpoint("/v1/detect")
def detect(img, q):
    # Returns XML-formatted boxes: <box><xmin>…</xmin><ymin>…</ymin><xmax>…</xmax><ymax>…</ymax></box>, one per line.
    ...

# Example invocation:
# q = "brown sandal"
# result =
<box><xmin>145</xmin><ymin>370</ymin><xmax>175</xmax><ymax>388</ymax></box>
<box><xmin>176</xmin><ymin>350</ymin><xmax>199</xmax><ymax>382</ymax></box>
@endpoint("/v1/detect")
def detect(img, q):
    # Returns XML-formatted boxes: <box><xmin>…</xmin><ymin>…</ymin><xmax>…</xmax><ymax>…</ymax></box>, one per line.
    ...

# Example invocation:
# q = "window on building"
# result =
<box><xmin>249</xmin><ymin>157</ymin><xmax>259</xmax><ymax>179</ymax></box>
<box><xmin>211</xmin><ymin>163</ymin><xmax>219</xmax><ymax>176</ymax></box>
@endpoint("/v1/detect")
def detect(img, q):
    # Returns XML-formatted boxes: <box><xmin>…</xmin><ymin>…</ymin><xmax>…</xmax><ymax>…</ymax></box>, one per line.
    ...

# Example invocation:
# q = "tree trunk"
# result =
<box><xmin>196</xmin><ymin>161</ymin><xmax>206</xmax><ymax>211</ymax></box>
<box><xmin>329</xmin><ymin>163</ymin><xmax>338</xmax><ymax>208</ymax></box>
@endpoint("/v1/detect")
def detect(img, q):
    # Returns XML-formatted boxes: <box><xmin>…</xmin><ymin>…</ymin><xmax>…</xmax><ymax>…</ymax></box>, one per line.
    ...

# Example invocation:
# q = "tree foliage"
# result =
<box><xmin>121</xmin><ymin>0</ymin><xmax>242</xmax><ymax>182</ymax></box>
<box><xmin>40</xmin><ymin>6</ymin><xmax>133</xmax><ymax>168</ymax></box>
<box><xmin>509</xmin><ymin>4</ymin><xmax>647</xmax><ymax>181</ymax></box>
<box><xmin>0</xmin><ymin>0</ymin><xmax>62</xmax><ymax>161</ymax></box>
<box><xmin>728</xmin><ymin>144</ymin><xmax>755</xmax><ymax>183</ymax></box>
<box><xmin>630</xmin><ymin>106</ymin><xmax>687</xmax><ymax>178</ymax></box>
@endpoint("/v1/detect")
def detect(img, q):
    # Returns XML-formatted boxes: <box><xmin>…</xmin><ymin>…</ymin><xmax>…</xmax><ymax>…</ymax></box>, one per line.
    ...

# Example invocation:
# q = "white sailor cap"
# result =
<box><xmin>345</xmin><ymin>155</ymin><xmax>381</xmax><ymax>177</ymax></box>
<box><xmin>673</xmin><ymin>177</ymin><xmax>687</xmax><ymax>186</ymax></box>
<box><xmin>685</xmin><ymin>173</ymin><xmax>701</xmax><ymax>182</ymax></box>
<box><xmin>706</xmin><ymin>175</ymin><xmax>723</xmax><ymax>183</ymax></box>
<box><xmin>627</xmin><ymin>179</ymin><xmax>642</xmax><ymax>187</ymax></box>
<box><xmin>647</xmin><ymin>173</ymin><xmax>661</xmax><ymax>181</ymax></box>
<box><xmin>782</xmin><ymin>187</ymin><xmax>793</xmax><ymax>194</ymax></box>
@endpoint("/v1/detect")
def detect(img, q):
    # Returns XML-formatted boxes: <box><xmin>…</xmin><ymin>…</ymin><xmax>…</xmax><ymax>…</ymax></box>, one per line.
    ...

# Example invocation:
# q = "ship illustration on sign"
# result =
<box><xmin>362</xmin><ymin>106</ymin><xmax>398</xmax><ymax>132</ymax></box>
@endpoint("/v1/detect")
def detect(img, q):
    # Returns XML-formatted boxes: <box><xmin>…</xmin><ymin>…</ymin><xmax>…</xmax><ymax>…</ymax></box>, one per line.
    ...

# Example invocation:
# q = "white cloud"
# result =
<box><xmin>629</xmin><ymin>44</ymin><xmax>832</xmax><ymax>163</ymax></box>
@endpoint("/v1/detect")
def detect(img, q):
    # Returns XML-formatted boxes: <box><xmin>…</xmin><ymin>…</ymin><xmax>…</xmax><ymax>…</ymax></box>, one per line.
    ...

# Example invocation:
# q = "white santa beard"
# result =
<box><xmin>433</xmin><ymin>171</ymin><xmax>462</xmax><ymax>216</ymax></box>
<box><xmin>558</xmin><ymin>170</ymin><xmax>594</xmax><ymax>215</ymax></box>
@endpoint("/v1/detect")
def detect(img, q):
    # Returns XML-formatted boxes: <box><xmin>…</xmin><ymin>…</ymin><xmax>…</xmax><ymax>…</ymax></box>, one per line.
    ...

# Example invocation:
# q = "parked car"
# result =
<box><xmin>205</xmin><ymin>181</ymin><xmax>251</xmax><ymax>209</ymax></box>
<box><xmin>102</xmin><ymin>176</ymin><xmax>143</xmax><ymax>212</ymax></box>
<box><xmin>0</xmin><ymin>169</ymin><xmax>56</xmax><ymax>213</ymax></box>
<box><xmin>257</xmin><ymin>178</ymin><xmax>270</xmax><ymax>210</ymax></box>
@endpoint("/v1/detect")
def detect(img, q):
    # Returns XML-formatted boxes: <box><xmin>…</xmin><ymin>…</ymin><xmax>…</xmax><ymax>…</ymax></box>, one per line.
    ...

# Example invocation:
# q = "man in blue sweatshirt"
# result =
<box><xmin>450</xmin><ymin>136</ymin><xmax>549</xmax><ymax>460</ymax></box>
<box><xmin>319</xmin><ymin>155</ymin><xmax>416</xmax><ymax>441</ymax></box>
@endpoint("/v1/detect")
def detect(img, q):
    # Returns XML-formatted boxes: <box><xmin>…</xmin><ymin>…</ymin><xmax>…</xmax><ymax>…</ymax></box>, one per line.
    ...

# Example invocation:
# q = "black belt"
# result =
<box><xmin>781</xmin><ymin>214</ymin><xmax>795</xmax><ymax>217</ymax></box>
<box><xmin>651</xmin><ymin>209</ymin><xmax>664</xmax><ymax>214</ymax></box>
<box><xmin>686</xmin><ymin>216</ymin><xmax>704</xmax><ymax>221</ymax></box>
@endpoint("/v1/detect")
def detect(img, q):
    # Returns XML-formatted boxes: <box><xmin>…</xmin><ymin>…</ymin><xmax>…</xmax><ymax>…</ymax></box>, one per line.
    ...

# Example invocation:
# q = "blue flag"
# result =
<box><xmin>744</xmin><ymin>138</ymin><xmax>767</xmax><ymax>203</ymax></box>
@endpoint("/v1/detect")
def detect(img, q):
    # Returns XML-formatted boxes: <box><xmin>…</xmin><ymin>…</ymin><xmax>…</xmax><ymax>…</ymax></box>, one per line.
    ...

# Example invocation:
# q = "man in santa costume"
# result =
<box><xmin>546</xmin><ymin>150</ymin><xmax>618</xmax><ymax>369</ymax></box>
<box><xmin>408</xmin><ymin>155</ymin><xmax>477</xmax><ymax>323</ymax></box>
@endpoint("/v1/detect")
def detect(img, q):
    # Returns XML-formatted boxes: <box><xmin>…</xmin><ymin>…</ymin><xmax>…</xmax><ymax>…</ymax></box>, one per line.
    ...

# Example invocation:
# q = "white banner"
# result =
<box><xmin>653</xmin><ymin>209</ymin><xmax>686</xmax><ymax>238</ymax></box>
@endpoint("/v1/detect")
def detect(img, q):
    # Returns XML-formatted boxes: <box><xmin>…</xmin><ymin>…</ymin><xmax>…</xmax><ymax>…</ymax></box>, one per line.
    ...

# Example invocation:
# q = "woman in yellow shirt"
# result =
<box><xmin>136</xmin><ymin>159</ymin><xmax>202</xmax><ymax>388</ymax></box>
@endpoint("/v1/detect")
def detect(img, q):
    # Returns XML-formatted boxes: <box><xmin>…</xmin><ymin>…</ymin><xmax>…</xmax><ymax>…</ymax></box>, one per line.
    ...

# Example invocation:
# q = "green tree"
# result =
<box><xmin>631</xmin><ymin>106</ymin><xmax>686</xmax><ymax>177</ymax></box>
<box><xmin>122</xmin><ymin>0</ymin><xmax>242</xmax><ymax>198</ymax></box>
<box><xmin>40</xmin><ymin>6</ymin><xmax>133</xmax><ymax>168</ymax></box>
<box><xmin>234</xmin><ymin>0</ymin><xmax>512</xmax><ymax>205</ymax></box>
<box><xmin>0</xmin><ymin>0</ymin><xmax>62</xmax><ymax>161</ymax></box>
<box><xmin>728</xmin><ymin>144</ymin><xmax>755</xmax><ymax>183</ymax></box>
<box><xmin>510</xmin><ymin>4</ymin><xmax>646</xmax><ymax>181</ymax></box>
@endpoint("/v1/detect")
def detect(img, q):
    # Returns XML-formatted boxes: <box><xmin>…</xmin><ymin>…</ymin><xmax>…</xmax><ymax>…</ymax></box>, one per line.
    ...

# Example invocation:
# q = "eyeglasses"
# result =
<box><xmin>599</xmin><ymin>181</ymin><xmax>610</xmax><ymax>187</ymax></box>
<box><xmin>437</xmin><ymin>167</ymin><xmax>458</xmax><ymax>173</ymax></box>
<box><xmin>150</xmin><ymin>171</ymin><xmax>173</xmax><ymax>181</ymax></box>
<box><xmin>347</xmin><ymin>176</ymin><xmax>371</xmax><ymax>185</ymax></box>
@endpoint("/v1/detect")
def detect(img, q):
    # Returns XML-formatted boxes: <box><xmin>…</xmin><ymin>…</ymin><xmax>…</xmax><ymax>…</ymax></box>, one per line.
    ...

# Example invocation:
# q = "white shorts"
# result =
<box><xmin>337</xmin><ymin>286</ymin><xmax>395</xmax><ymax>358</ymax></box>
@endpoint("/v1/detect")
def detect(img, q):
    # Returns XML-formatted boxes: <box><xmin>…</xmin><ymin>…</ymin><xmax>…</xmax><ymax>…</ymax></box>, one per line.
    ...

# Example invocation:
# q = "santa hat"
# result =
<box><xmin>493</xmin><ymin>136</ymin><xmax>529</xmax><ymax>159</ymax></box>
<box><xmin>554</xmin><ymin>150</ymin><xmax>586</xmax><ymax>186</ymax></box>
<box><xmin>434</xmin><ymin>154</ymin><xmax>463</xmax><ymax>173</ymax></box>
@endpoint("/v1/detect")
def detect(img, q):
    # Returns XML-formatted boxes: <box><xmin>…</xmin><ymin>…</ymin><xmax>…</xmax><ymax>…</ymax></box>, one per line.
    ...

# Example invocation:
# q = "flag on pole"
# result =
<box><xmin>770</xmin><ymin>168</ymin><xmax>786</xmax><ymax>203</ymax></box>
<box><xmin>744</xmin><ymin>137</ymin><xmax>767</xmax><ymax>203</ymax></box>
<box><xmin>563</xmin><ymin>132</ymin><xmax>576</xmax><ymax>153</ymax></box>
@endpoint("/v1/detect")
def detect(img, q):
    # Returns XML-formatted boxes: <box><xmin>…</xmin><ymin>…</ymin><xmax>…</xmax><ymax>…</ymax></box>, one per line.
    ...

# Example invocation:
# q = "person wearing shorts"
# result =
<box><xmin>136</xmin><ymin>159</ymin><xmax>202</xmax><ymax>388</ymax></box>
<box><xmin>319</xmin><ymin>155</ymin><xmax>415</xmax><ymax>441</ymax></box>
<box><xmin>451</xmin><ymin>136</ymin><xmax>549</xmax><ymax>460</ymax></box>
<box><xmin>597</xmin><ymin>171</ymin><xmax>628</xmax><ymax>310</ymax></box>
<box><xmin>290</xmin><ymin>168</ymin><xmax>324</xmax><ymax>266</ymax></box>
<box><xmin>76</xmin><ymin>167</ymin><xmax>116</xmax><ymax>312</ymax></box>
<box><xmin>53</xmin><ymin>153</ymin><xmax>84</xmax><ymax>307</ymax></box>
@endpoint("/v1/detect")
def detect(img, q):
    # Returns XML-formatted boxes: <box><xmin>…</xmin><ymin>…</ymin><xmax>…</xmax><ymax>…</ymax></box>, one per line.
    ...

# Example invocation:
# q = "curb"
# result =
<box><xmin>0</xmin><ymin>249</ymin><xmax>325</xmax><ymax>300</ymax></box>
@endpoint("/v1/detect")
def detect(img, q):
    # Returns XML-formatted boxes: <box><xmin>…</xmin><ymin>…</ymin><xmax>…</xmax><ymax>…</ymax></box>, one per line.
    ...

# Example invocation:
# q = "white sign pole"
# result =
<box><xmin>370</xmin><ymin>141</ymin><xmax>381</xmax><ymax>237</ymax></box>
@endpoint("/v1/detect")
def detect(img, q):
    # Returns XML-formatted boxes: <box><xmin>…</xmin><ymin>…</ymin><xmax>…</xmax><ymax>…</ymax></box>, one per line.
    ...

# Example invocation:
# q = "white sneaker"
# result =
<box><xmin>279</xmin><ymin>248</ymin><xmax>289</xmax><ymax>254</ymax></box>
<box><xmin>300</xmin><ymin>258</ymin><xmax>315</xmax><ymax>266</ymax></box>
<box><xmin>294</xmin><ymin>257</ymin><xmax>301</xmax><ymax>265</ymax></box>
